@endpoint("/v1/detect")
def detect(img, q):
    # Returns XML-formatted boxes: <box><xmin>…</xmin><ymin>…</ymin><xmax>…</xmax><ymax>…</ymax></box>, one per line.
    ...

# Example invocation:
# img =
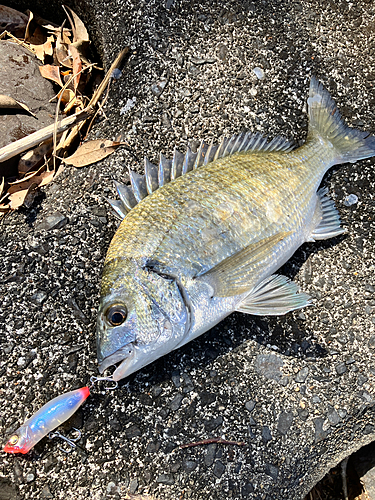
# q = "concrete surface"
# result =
<box><xmin>1</xmin><ymin>0</ymin><xmax>375</xmax><ymax>499</ymax></box>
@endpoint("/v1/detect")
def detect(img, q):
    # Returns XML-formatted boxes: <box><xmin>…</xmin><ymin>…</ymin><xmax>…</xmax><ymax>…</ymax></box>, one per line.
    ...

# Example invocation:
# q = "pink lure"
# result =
<box><xmin>3</xmin><ymin>387</ymin><xmax>90</xmax><ymax>454</ymax></box>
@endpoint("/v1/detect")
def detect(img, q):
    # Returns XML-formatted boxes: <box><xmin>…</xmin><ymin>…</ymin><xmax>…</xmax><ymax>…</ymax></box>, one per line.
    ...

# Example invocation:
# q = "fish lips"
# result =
<box><xmin>98</xmin><ymin>344</ymin><xmax>135</xmax><ymax>377</ymax></box>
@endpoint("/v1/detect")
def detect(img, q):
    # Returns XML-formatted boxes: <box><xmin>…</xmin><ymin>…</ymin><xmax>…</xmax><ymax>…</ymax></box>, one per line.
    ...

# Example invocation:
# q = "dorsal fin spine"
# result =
<box><xmin>109</xmin><ymin>130</ymin><xmax>294</xmax><ymax>219</ymax></box>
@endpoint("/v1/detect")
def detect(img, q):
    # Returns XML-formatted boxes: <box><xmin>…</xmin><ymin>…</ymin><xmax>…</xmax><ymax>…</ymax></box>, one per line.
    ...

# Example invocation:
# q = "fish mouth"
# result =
<box><xmin>98</xmin><ymin>345</ymin><xmax>135</xmax><ymax>376</ymax></box>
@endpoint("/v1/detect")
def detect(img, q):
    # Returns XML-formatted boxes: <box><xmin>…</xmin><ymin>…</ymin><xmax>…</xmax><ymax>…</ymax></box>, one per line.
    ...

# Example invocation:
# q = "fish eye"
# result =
<box><xmin>8</xmin><ymin>435</ymin><xmax>19</xmax><ymax>445</ymax></box>
<box><xmin>105</xmin><ymin>304</ymin><xmax>127</xmax><ymax>326</ymax></box>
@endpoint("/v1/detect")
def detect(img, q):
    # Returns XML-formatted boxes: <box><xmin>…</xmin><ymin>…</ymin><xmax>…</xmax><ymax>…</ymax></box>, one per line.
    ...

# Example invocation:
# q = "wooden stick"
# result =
<box><xmin>88</xmin><ymin>47</ymin><xmax>129</xmax><ymax>108</ymax></box>
<box><xmin>179</xmin><ymin>437</ymin><xmax>246</xmax><ymax>449</ymax></box>
<box><xmin>0</xmin><ymin>109</ymin><xmax>92</xmax><ymax>163</ymax></box>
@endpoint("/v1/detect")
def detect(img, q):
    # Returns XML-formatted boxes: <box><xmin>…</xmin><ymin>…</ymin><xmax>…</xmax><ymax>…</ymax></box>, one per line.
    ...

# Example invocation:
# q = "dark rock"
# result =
<box><xmin>125</xmin><ymin>425</ymin><xmax>142</xmax><ymax>438</ymax></box>
<box><xmin>30</xmin><ymin>290</ymin><xmax>48</xmax><ymax>305</ymax></box>
<box><xmin>171</xmin><ymin>370</ymin><xmax>181</xmax><ymax>387</ymax></box>
<box><xmin>35</xmin><ymin>212</ymin><xmax>68</xmax><ymax>231</ymax></box>
<box><xmin>245</xmin><ymin>401</ymin><xmax>255</xmax><ymax>412</ymax></box>
<box><xmin>335</xmin><ymin>362</ymin><xmax>347</xmax><ymax>375</ymax></box>
<box><xmin>327</xmin><ymin>407</ymin><xmax>341</xmax><ymax>426</ymax></box>
<box><xmin>204</xmin><ymin>416</ymin><xmax>223</xmax><ymax>432</ymax></box>
<box><xmin>255</xmin><ymin>354</ymin><xmax>284</xmax><ymax>381</ymax></box>
<box><xmin>314</xmin><ymin>418</ymin><xmax>328</xmax><ymax>443</ymax></box>
<box><xmin>128</xmin><ymin>478</ymin><xmax>138</xmax><ymax>494</ymax></box>
<box><xmin>213</xmin><ymin>460</ymin><xmax>225</xmax><ymax>478</ymax></box>
<box><xmin>0</xmin><ymin>40</ymin><xmax>57</xmax><ymax>167</ymax></box>
<box><xmin>265</xmin><ymin>463</ymin><xmax>279</xmax><ymax>480</ymax></box>
<box><xmin>169</xmin><ymin>394</ymin><xmax>183</xmax><ymax>411</ymax></box>
<box><xmin>199</xmin><ymin>391</ymin><xmax>216</xmax><ymax>406</ymax></box>
<box><xmin>241</xmin><ymin>482</ymin><xmax>254</xmax><ymax>496</ymax></box>
<box><xmin>156</xmin><ymin>474</ymin><xmax>175</xmax><ymax>485</ymax></box>
<box><xmin>0</xmin><ymin>477</ymin><xmax>18</xmax><ymax>500</ymax></box>
<box><xmin>182</xmin><ymin>460</ymin><xmax>197</xmax><ymax>473</ymax></box>
<box><xmin>277</xmin><ymin>411</ymin><xmax>294</xmax><ymax>435</ymax></box>
<box><xmin>295</xmin><ymin>366</ymin><xmax>309</xmax><ymax>383</ymax></box>
<box><xmin>204</xmin><ymin>443</ymin><xmax>217</xmax><ymax>467</ymax></box>
<box><xmin>262</xmin><ymin>426</ymin><xmax>272</xmax><ymax>442</ymax></box>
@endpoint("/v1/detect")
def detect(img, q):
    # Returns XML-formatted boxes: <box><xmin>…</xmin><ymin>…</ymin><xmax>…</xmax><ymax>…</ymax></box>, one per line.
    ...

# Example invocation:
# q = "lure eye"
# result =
<box><xmin>105</xmin><ymin>305</ymin><xmax>127</xmax><ymax>326</ymax></box>
<box><xmin>8</xmin><ymin>435</ymin><xmax>19</xmax><ymax>446</ymax></box>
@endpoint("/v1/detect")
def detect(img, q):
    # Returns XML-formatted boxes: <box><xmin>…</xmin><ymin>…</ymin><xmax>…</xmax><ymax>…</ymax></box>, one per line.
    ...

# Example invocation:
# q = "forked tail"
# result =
<box><xmin>308</xmin><ymin>77</ymin><xmax>375</xmax><ymax>165</ymax></box>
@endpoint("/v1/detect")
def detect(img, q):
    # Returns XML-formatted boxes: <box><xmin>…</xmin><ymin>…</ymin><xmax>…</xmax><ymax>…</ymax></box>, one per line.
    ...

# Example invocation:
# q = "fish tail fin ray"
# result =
<box><xmin>237</xmin><ymin>274</ymin><xmax>312</xmax><ymax>316</ymax></box>
<box><xmin>308</xmin><ymin>77</ymin><xmax>375</xmax><ymax>164</ymax></box>
<box><xmin>310</xmin><ymin>187</ymin><xmax>346</xmax><ymax>240</ymax></box>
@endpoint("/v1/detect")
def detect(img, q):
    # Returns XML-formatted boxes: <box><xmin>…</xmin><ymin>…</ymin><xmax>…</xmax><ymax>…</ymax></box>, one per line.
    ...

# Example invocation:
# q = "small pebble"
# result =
<box><xmin>151</xmin><ymin>79</ymin><xmax>167</xmax><ymax>97</ymax></box>
<box><xmin>111</xmin><ymin>68</ymin><xmax>122</xmax><ymax>79</ymax></box>
<box><xmin>120</xmin><ymin>98</ymin><xmax>137</xmax><ymax>115</ymax></box>
<box><xmin>253</xmin><ymin>67</ymin><xmax>265</xmax><ymax>80</ymax></box>
<box><xmin>344</xmin><ymin>194</ymin><xmax>358</xmax><ymax>206</ymax></box>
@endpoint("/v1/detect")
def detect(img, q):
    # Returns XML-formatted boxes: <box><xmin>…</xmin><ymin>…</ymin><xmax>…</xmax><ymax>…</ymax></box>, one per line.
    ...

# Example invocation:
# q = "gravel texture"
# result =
<box><xmin>1</xmin><ymin>0</ymin><xmax>375</xmax><ymax>499</ymax></box>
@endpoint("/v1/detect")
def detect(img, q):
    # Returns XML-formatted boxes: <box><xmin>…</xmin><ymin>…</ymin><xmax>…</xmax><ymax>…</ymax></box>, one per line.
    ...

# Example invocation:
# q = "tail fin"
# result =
<box><xmin>308</xmin><ymin>77</ymin><xmax>375</xmax><ymax>164</ymax></box>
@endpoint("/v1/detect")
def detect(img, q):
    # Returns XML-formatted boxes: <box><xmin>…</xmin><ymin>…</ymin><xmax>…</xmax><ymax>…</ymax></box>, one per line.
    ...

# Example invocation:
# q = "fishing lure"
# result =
<box><xmin>3</xmin><ymin>387</ymin><xmax>90</xmax><ymax>454</ymax></box>
<box><xmin>3</xmin><ymin>376</ymin><xmax>116</xmax><ymax>454</ymax></box>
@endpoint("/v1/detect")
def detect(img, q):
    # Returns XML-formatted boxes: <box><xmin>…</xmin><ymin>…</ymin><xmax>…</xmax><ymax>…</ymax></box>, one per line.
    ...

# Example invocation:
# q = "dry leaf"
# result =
<box><xmin>62</xmin><ymin>5</ymin><xmax>89</xmax><ymax>42</ymax></box>
<box><xmin>0</xmin><ymin>5</ymin><xmax>28</xmax><ymax>32</ymax></box>
<box><xmin>64</xmin><ymin>139</ymin><xmax>125</xmax><ymax>167</ymax></box>
<box><xmin>24</xmin><ymin>10</ymin><xmax>33</xmax><ymax>42</ymax></box>
<box><xmin>0</xmin><ymin>95</ymin><xmax>36</xmax><ymax>118</ymax></box>
<box><xmin>18</xmin><ymin>138</ymin><xmax>55</xmax><ymax>176</ymax></box>
<box><xmin>58</xmin><ymin>88</ymin><xmax>76</xmax><ymax>108</ymax></box>
<box><xmin>69</xmin><ymin>44</ymin><xmax>82</xmax><ymax>90</ymax></box>
<box><xmin>39</xmin><ymin>64</ymin><xmax>63</xmax><ymax>86</ymax></box>
<box><xmin>8</xmin><ymin>169</ymin><xmax>55</xmax><ymax>210</ymax></box>
<box><xmin>0</xmin><ymin>177</ymin><xmax>4</xmax><ymax>196</ymax></box>
<box><xmin>56</xmin><ymin>30</ymin><xmax>72</xmax><ymax>68</ymax></box>
<box><xmin>30</xmin><ymin>35</ymin><xmax>54</xmax><ymax>63</ymax></box>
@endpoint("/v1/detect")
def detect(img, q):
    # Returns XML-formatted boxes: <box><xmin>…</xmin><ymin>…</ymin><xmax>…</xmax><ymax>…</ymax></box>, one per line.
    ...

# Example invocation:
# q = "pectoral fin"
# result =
<box><xmin>236</xmin><ymin>274</ymin><xmax>312</xmax><ymax>316</ymax></box>
<box><xmin>197</xmin><ymin>232</ymin><xmax>290</xmax><ymax>297</ymax></box>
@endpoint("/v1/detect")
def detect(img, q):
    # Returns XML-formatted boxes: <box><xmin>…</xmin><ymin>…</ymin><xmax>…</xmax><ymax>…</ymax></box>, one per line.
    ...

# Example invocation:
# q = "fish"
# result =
<box><xmin>3</xmin><ymin>387</ymin><xmax>90</xmax><ymax>454</ymax></box>
<box><xmin>96</xmin><ymin>77</ymin><xmax>375</xmax><ymax>382</ymax></box>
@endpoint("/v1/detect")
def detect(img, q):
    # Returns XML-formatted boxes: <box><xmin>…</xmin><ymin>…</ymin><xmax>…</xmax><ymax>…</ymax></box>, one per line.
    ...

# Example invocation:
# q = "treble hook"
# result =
<box><xmin>89</xmin><ymin>376</ymin><xmax>118</xmax><ymax>391</ymax></box>
<box><xmin>48</xmin><ymin>428</ymin><xmax>82</xmax><ymax>453</ymax></box>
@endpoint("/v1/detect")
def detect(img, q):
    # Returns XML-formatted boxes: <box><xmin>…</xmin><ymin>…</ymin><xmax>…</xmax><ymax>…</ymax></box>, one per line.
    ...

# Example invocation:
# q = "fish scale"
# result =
<box><xmin>105</xmin><ymin>146</ymin><xmax>324</xmax><ymax>279</ymax></box>
<box><xmin>97</xmin><ymin>78</ymin><xmax>375</xmax><ymax>381</ymax></box>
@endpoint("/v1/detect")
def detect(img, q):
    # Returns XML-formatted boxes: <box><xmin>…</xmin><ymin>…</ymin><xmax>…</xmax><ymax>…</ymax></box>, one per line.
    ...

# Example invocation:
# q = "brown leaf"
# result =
<box><xmin>0</xmin><ymin>95</ymin><xmax>36</xmax><ymax>118</ymax></box>
<box><xmin>70</xmin><ymin>39</ymin><xmax>91</xmax><ymax>67</ymax></box>
<box><xmin>62</xmin><ymin>5</ymin><xmax>89</xmax><ymax>43</ymax></box>
<box><xmin>57</xmin><ymin>88</ymin><xmax>76</xmax><ymax>109</ymax></box>
<box><xmin>56</xmin><ymin>30</ymin><xmax>72</xmax><ymax>68</ymax></box>
<box><xmin>0</xmin><ymin>177</ymin><xmax>4</xmax><ymax>197</ymax></box>
<box><xmin>30</xmin><ymin>35</ymin><xmax>54</xmax><ymax>63</ymax></box>
<box><xmin>69</xmin><ymin>44</ymin><xmax>82</xmax><ymax>90</ymax></box>
<box><xmin>39</xmin><ymin>65</ymin><xmax>63</xmax><ymax>86</ymax></box>
<box><xmin>24</xmin><ymin>10</ymin><xmax>33</xmax><ymax>41</ymax></box>
<box><xmin>8</xmin><ymin>169</ymin><xmax>55</xmax><ymax>210</ymax></box>
<box><xmin>64</xmin><ymin>139</ymin><xmax>125</xmax><ymax>167</ymax></box>
<box><xmin>18</xmin><ymin>138</ymin><xmax>54</xmax><ymax>176</ymax></box>
<box><xmin>0</xmin><ymin>5</ymin><xmax>28</xmax><ymax>32</ymax></box>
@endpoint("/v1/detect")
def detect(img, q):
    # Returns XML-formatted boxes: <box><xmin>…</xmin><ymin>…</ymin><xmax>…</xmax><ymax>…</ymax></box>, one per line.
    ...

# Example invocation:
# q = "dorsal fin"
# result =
<box><xmin>106</xmin><ymin>131</ymin><xmax>294</xmax><ymax>219</ymax></box>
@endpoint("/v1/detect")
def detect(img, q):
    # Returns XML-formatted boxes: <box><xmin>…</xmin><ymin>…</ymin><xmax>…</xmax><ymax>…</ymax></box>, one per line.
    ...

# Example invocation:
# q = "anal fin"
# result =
<box><xmin>310</xmin><ymin>187</ymin><xmax>346</xmax><ymax>240</ymax></box>
<box><xmin>237</xmin><ymin>274</ymin><xmax>312</xmax><ymax>316</ymax></box>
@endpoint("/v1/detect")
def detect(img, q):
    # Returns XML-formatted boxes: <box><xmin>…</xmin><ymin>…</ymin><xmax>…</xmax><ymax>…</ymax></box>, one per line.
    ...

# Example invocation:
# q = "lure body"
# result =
<box><xmin>3</xmin><ymin>387</ymin><xmax>90</xmax><ymax>454</ymax></box>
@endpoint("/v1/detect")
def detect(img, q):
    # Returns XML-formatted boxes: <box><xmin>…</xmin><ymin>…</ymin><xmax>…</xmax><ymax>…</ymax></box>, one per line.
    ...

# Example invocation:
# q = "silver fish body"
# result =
<box><xmin>97</xmin><ymin>78</ymin><xmax>375</xmax><ymax>381</ymax></box>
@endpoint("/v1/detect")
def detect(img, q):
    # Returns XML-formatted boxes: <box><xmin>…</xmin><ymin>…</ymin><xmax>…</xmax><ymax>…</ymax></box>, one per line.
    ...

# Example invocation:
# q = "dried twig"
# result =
<box><xmin>178</xmin><ymin>437</ymin><xmax>246</xmax><ymax>450</ymax></box>
<box><xmin>0</xmin><ymin>109</ymin><xmax>92</xmax><ymax>163</ymax></box>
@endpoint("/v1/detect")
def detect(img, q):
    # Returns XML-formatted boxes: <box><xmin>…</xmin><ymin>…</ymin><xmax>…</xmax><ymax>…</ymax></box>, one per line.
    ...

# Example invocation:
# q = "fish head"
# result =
<box><xmin>97</xmin><ymin>259</ymin><xmax>190</xmax><ymax>381</ymax></box>
<box><xmin>3</xmin><ymin>426</ymin><xmax>32</xmax><ymax>454</ymax></box>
